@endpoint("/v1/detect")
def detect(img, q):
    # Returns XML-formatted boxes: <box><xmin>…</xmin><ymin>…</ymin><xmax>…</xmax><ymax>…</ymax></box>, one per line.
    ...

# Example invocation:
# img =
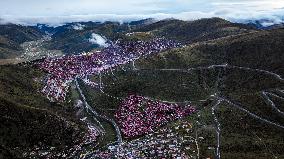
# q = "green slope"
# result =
<box><xmin>132</xmin><ymin>18</ymin><xmax>256</xmax><ymax>43</ymax></box>
<box><xmin>0</xmin><ymin>24</ymin><xmax>43</xmax><ymax>59</ymax></box>
<box><xmin>1</xmin><ymin>18</ymin><xmax>284</xmax><ymax>159</ymax></box>
<box><xmin>137</xmin><ymin>29</ymin><xmax>284</xmax><ymax>75</ymax></box>
<box><xmin>0</xmin><ymin>64</ymin><xmax>86</xmax><ymax>158</ymax></box>
<box><xmin>45</xmin><ymin>22</ymin><xmax>130</xmax><ymax>54</ymax></box>
<box><xmin>80</xmin><ymin>28</ymin><xmax>284</xmax><ymax>158</ymax></box>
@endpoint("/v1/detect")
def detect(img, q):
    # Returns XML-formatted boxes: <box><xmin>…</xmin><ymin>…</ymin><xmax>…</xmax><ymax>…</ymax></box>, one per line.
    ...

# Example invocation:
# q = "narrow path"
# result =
<box><xmin>211</xmin><ymin>100</ymin><xmax>222</xmax><ymax>159</ymax></box>
<box><xmin>261</xmin><ymin>91</ymin><xmax>284</xmax><ymax>117</ymax></box>
<box><xmin>99</xmin><ymin>115</ymin><xmax>122</xmax><ymax>143</ymax></box>
<box><xmin>99</xmin><ymin>72</ymin><xmax>123</xmax><ymax>100</ymax></box>
<box><xmin>250</xmin><ymin>131</ymin><xmax>278</xmax><ymax>159</ymax></box>
<box><xmin>194</xmin><ymin>129</ymin><xmax>200</xmax><ymax>159</ymax></box>
<box><xmin>270</xmin><ymin>90</ymin><xmax>284</xmax><ymax>100</ymax></box>
<box><xmin>218</xmin><ymin>96</ymin><xmax>284</xmax><ymax>129</ymax></box>
<box><xmin>75</xmin><ymin>78</ymin><xmax>123</xmax><ymax>143</ymax></box>
<box><xmin>78</xmin><ymin>63</ymin><xmax>283</xmax><ymax>158</ymax></box>
<box><xmin>75</xmin><ymin>79</ymin><xmax>105</xmax><ymax>134</ymax></box>
<box><xmin>133</xmin><ymin>64</ymin><xmax>284</xmax><ymax>82</ymax></box>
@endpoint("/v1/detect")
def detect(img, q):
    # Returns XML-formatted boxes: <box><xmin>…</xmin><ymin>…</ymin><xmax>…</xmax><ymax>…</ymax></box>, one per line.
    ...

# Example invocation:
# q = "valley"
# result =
<box><xmin>0</xmin><ymin>18</ymin><xmax>284</xmax><ymax>159</ymax></box>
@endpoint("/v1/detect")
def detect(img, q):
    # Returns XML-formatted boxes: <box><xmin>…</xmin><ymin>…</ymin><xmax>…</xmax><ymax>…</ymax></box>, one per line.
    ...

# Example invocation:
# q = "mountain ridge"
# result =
<box><xmin>0</xmin><ymin>17</ymin><xmax>284</xmax><ymax>158</ymax></box>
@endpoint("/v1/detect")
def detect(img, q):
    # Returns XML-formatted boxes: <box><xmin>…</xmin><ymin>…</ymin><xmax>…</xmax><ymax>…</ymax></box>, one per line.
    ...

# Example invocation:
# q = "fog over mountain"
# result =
<box><xmin>88</xmin><ymin>33</ymin><xmax>109</xmax><ymax>47</ymax></box>
<box><xmin>0</xmin><ymin>0</ymin><xmax>284</xmax><ymax>26</ymax></box>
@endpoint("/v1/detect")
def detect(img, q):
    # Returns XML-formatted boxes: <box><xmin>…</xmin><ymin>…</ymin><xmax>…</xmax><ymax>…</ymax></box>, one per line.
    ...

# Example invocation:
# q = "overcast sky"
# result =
<box><xmin>1</xmin><ymin>0</ymin><xmax>284</xmax><ymax>26</ymax></box>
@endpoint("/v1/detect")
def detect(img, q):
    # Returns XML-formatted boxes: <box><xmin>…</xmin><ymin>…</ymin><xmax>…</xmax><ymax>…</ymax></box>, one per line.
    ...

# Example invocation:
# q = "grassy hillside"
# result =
<box><xmin>132</xmin><ymin>18</ymin><xmax>257</xmax><ymax>43</ymax></box>
<box><xmin>0</xmin><ymin>24</ymin><xmax>43</xmax><ymax>59</ymax></box>
<box><xmin>44</xmin><ymin>18</ymin><xmax>257</xmax><ymax>55</ymax></box>
<box><xmin>79</xmin><ymin>27</ymin><xmax>284</xmax><ymax>158</ymax></box>
<box><xmin>1</xmin><ymin>18</ymin><xmax>284</xmax><ymax>158</ymax></box>
<box><xmin>82</xmin><ymin>65</ymin><xmax>284</xmax><ymax>158</ymax></box>
<box><xmin>45</xmin><ymin>22</ymin><xmax>130</xmax><ymax>54</ymax></box>
<box><xmin>0</xmin><ymin>36</ymin><xmax>22</xmax><ymax>59</ymax></box>
<box><xmin>137</xmin><ymin>29</ymin><xmax>284</xmax><ymax>75</ymax></box>
<box><xmin>0</xmin><ymin>64</ymin><xmax>86</xmax><ymax>158</ymax></box>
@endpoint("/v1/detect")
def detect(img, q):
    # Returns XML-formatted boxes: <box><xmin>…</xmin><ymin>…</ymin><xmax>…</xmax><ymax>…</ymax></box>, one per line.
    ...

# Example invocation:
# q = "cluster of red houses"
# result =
<box><xmin>41</xmin><ymin>76</ymin><xmax>70</xmax><ymax>101</ymax></box>
<box><xmin>94</xmin><ymin>120</ymin><xmax>196</xmax><ymax>159</ymax></box>
<box><xmin>38</xmin><ymin>38</ymin><xmax>181</xmax><ymax>101</ymax></box>
<box><xmin>115</xmin><ymin>94</ymin><xmax>196</xmax><ymax>138</ymax></box>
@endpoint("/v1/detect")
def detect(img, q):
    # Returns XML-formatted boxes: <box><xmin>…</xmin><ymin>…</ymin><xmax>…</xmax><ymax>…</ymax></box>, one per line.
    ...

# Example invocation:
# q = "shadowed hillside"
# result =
<box><xmin>79</xmin><ymin>25</ymin><xmax>284</xmax><ymax>158</ymax></box>
<box><xmin>137</xmin><ymin>28</ymin><xmax>284</xmax><ymax>75</ymax></box>
<box><xmin>0</xmin><ymin>64</ymin><xmax>87</xmax><ymax>158</ymax></box>
<box><xmin>0</xmin><ymin>24</ymin><xmax>43</xmax><ymax>59</ymax></box>
<box><xmin>43</xmin><ymin>18</ymin><xmax>257</xmax><ymax>55</ymax></box>
<box><xmin>45</xmin><ymin>22</ymin><xmax>130</xmax><ymax>54</ymax></box>
<box><xmin>132</xmin><ymin>18</ymin><xmax>257</xmax><ymax>43</ymax></box>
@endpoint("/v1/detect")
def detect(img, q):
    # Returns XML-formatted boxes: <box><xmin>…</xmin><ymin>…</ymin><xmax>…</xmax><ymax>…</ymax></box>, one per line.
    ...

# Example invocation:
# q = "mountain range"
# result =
<box><xmin>0</xmin><ymin>18</ymin><xmax>284</xmax><ymax>158</ymax></box>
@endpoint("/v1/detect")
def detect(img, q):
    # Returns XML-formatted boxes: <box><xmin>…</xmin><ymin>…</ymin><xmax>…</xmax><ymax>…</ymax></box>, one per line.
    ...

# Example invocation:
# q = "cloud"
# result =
<box><xmin>72</xmin><ymin>23</ymin><xmax>85</xmax><ymax>30</ymax></box>
<box><xmin>0</xmin><ymin>0</ymin><xmax>284</xmax><ymax>26</ymax></box>
<box><xmin>89</xmin><ymin>33</ymin><xmax>109</xmax><ymax>47</ymax></box>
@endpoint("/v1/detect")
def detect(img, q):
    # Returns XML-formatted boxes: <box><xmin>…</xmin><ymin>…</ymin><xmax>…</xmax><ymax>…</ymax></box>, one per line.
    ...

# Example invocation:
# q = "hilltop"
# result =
<box><xmin>137</xmin><ymin>28</ymin><xmax>284</xmax><ymax>75</ymax></box>
<box><xmin>41</xmin><ymin>18</ymin><xmax>257</xmax><ymax>55</ymax></box>
<box><xmin>132</xmin><ymin>18</ymin><xmax>257</xmax><ymax>43</ymax></box>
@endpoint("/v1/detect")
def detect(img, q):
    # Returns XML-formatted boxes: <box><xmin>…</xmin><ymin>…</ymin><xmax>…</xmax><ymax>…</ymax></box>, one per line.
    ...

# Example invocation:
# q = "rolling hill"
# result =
<box><xmin>137</xmin><ymin>28</ymin><xmax>284</xmax><ymax>75</ymax></box>
<box><xmin>0</xmin><ymin>24</ymin><xmax>43</xmax><ymax>59</ymax></box>
<box><xmin>0</xmin><ymin>18</ymin><xmax>284</xmax><ymax>158</ymax></box>
<box><xmin>132</xmin><ymin>18</ymin><xmax>257</xmax><ymax>43</ymax></box>
<box><xmin>42</xmin><ymin>18</ymin><xmax>257</xmax><ymax>55</ymax></box>
<box><xmin>44</xmin><ymin>22</ymin><xmax>130</xmax><ymax>54</ymax></box>
<box><xmin>0</xmin><ymin>64</ymin><xmax>87</xmax><ymax>158</ymax></box>
<box><xmin>79</xmin><ymin>25</ymin><xmax>284</xmax><ymax>158</ymax></box>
